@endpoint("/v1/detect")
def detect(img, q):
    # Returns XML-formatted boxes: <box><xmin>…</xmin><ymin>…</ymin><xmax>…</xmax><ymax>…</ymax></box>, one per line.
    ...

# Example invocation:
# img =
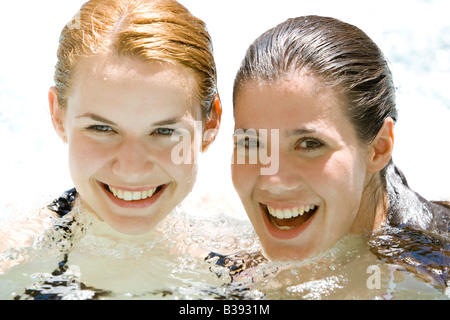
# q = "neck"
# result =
<box><xmin>81</xmin><ymin>207</ymin><xmax>162</xmax><ymax>244</ymax></box>
<box><xmin>350</xmin><ymin>173</ymin><xmax>388</xmax><ymax>234</ymax></box>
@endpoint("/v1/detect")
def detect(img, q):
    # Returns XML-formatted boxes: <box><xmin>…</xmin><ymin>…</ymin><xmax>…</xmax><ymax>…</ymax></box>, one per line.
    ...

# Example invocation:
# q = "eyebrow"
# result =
<box><xmin>153</xmin><ymin>116</ymin><xmax>189</xmax><ymax>126</ymax></box>
<box><xmin>233</xmin><ymin>128</ymin><xmax>258</xmax><ymax>136</ymax></box>
<box><xmin>286</xmin><ymin>128</ymin><xmax>319</xmax><ymax>136</ymax></box>
<box><xmin>234</xmin><ymin>128</ymin><xmax>319</xmax><ymax>137</ymax></box>
<box><xmin>76</xmin><ymin>113</ymin><xmax>189</xmax><ymax>126</ymax></box>
<box><xmin>76</xmin><ymin>113</ymin><xmax>116</xmax><ymax>125</ymax></box>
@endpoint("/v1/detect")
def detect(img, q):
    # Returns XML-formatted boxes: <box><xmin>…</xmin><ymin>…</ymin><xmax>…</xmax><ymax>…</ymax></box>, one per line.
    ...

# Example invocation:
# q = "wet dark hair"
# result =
<box><xmin>233</xmin><ymin>15</ymin><xmax>397</xmax><ymax>146</ymax></box>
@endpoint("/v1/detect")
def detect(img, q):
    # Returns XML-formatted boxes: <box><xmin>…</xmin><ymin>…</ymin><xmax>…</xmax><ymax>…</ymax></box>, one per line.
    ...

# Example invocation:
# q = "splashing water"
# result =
<box><xmin>0</xmin><ymin>199</ymin><xmax>263</xmax><ymax>300</ymax></box>
<box><xmin>1</xmin><ymin>202</ymin><xmax>449</xmax><ymax>299</ymax></box>
<box><xmin>2</xmin><ymin>161</ymin><xmax>450</xmax><ymax>300</ymax></box>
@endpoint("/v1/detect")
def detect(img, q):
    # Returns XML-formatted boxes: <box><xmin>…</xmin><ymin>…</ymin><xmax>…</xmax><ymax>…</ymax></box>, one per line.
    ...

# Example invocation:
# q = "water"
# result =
<box><xmin>1</xmin><ymin>0</ymin><xmax>450</xmax><ymax>300</ymax></box>
<box><xmin>0</xmin><ymin>203</ymin><xmax>259</xmax><ymax>300</ymax></box>
<box><xmin>1</xmin><ymin>200</ymin><xmax>449</xmax><ymax>300</ymax></box>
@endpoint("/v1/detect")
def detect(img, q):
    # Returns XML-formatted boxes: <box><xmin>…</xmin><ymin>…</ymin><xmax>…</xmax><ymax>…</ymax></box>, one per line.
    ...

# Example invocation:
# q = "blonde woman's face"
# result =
<box><xmin>232</xmin><ymin>74</ymin><xmax>372</xmax><ymax>261</ymax></box>
<box><xmin>53</xmin><ymin>55</ymin><xmax>202</xmax><ymax>235</ymax></box>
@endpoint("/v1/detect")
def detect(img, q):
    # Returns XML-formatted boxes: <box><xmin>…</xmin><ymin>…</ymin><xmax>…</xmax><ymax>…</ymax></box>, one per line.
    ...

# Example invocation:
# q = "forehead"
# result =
<box><xmin>234</xmin><ymin>71</ymin><xmax>347</xmax><ymax>130</ymax></box>
<box><xmin>72</xmin><ymin>55</ymin><xmax>198</xmax><ymax>100</ymax></box>
<box><xmin>75</xmin><ymin>54</ymin><xmax>199</xmax><ymax>83</ymax></box>
<box><xmin>68</xmin><ymin>55</ymin><xmax>201</xmax><ymax>119</ymax></box>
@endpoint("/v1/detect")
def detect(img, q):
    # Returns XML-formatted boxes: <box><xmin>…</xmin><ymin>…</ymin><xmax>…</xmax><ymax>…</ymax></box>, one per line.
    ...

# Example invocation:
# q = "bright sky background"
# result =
<box><xmin>0</xmin><ymin>0</ymin><xmax>449</xmax><ymax>218</ymax></box>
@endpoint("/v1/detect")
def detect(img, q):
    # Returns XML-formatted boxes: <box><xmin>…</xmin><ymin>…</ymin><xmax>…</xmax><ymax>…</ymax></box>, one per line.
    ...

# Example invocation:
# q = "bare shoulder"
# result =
<box><xmin>0</xmin><ymin>206</ymin><xmax>56</xmax><ymax>253</ymax></box>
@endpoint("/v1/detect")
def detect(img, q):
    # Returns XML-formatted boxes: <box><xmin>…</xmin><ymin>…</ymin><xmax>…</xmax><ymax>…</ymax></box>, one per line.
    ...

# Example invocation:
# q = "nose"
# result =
<box><xmin>258</xmin><ymin>153</ymin><xmax>302</xmax><ymax>194</ymax></box>
<box><xmin>111</xmin><ymin>136</ymin><xmax>154</xmax><ymax>180</ymax></box>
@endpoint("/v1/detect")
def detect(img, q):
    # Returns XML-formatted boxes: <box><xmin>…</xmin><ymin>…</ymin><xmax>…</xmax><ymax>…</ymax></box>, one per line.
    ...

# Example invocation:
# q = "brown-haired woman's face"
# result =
<box><xmin>232</xmin><ymin>72</ymin><xmax>374</xmax><ymax>261</ymax></box>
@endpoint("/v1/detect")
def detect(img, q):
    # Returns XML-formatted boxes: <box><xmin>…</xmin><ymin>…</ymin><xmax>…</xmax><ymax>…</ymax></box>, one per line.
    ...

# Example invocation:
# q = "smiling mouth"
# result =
<box><xmin>101</xmin><ymin>183</ymin><xmax>165</xmax><ymax>202</ymax></box>
<box><xmin>262</xmin><ymin>204</ymin><xmax>318</xmax><ymax>231</ymax></box>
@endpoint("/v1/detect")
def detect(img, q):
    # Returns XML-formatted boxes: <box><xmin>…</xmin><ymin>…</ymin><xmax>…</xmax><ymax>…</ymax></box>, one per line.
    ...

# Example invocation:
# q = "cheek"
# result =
<box><xmin>317</xmin><ymin>152</ymin><xmax>367</xmax><ymax>225</ymax></box>
<box><xmin>159</xmin><ymin>142</ymin><xmax>199</xmax><ymax>196</ymax></box>
<box><xmin>162</xmin><ymin>137</ymin><xmax>200</xmax><ymax>190</ymax></box>
<box><xmin>174</xmin><ymin>163</ymin><xmax>198</xmax><ymax>191</ymax></box>
<box><xmin>231</xmin><ymin>162</ymin><xmax>262</xmax><ymax>219</ymax></box>
<box><xmin>231</xmin><ymin>163</ymin><xmax>252</xmax><ymax>198</ymax></box>
<box><xmin>67</xmin><ymin>135</ymin><xmax>109</xmax><ymax>181</ymax></box>
<box><xmin>313</xmin><ymin>150</ymin><xmax>366</xmax><ymax>195</ymax></box>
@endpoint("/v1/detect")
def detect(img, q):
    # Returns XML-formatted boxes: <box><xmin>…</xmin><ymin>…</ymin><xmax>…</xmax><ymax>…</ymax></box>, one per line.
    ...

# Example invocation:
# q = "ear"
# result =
<box><xmin>367</xmin><ymin>117</ymin><xmax>394</xmax><ymax>173</ymax></box>
<box><xmin>48</xmin><ymin>86</ymin><xmax>68</xmax><ymax>143</ymax></box>
<box><xmin>202</xmin><ymin>93</ymin><xmax>222</xmax><ymax>152</ymax></box>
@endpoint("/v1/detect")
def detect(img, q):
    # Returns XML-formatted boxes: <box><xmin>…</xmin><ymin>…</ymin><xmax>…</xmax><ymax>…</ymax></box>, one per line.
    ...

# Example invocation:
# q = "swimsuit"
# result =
<box><xmin>14</xmin><ymin>188</ymin><xmax>110</xmax><ymax>300</ymax></box>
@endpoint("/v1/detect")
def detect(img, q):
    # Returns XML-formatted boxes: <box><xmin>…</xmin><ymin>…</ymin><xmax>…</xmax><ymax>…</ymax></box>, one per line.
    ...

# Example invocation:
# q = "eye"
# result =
<box><xmin>153</xmin><ymin>128</ymin><xmax>175</xmax><ymax>136</ymax></box>
<box><xmin>297</xmin><ymin>138</ymin><xmax>324</xmax><ymax>150</ymax></box>
<box><xmin>235</xmin><ymin>136</ymin><xmax>261</xmax><ymax>149</ymax></box>
<box><xmin>87</xmin><ymin>125</ymin><xmax>115</xmax><ymax>134</ymax></box>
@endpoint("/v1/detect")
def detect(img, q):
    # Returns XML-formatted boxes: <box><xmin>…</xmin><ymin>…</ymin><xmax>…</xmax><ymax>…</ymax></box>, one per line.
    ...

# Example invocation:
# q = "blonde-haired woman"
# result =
<box><xmin>1</xmin><ymin>0</ymin><xmax>221</xmax><ymax>299</ymax></box>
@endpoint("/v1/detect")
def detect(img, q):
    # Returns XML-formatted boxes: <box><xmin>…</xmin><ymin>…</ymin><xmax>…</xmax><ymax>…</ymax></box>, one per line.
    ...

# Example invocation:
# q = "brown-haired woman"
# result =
<box><xmin>232</xmin><ymin>15</ymin><xmax>450</xmax><ymax>290</ymax></box>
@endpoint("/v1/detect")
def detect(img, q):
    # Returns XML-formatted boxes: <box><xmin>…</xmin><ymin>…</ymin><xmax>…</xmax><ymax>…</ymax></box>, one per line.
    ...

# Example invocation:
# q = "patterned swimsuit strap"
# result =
<box><xmin>47</xmin><ymin>188</ymin><xmax>78</xmax><ymax>218</ymax></box>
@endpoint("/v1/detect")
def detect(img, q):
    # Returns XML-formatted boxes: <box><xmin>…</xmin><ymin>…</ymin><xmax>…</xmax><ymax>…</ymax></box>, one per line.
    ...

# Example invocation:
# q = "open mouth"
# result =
<box><xmin>261</xmin><ymin>203</ymin><xmax>318</xmax><ymax>231</ymax></box>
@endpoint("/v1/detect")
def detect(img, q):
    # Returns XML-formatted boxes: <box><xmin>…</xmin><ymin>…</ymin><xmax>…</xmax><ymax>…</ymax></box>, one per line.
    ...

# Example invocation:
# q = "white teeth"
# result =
<box><xmin>267</xmin><ymin>205</ymin><xmax>317</xmax><ymax>219</ymax></box>
<box><xmin>108</xmin><ymin>186</ymin><xmax>157</xmax><ymax>201</ymax></box>
<box><xmin>132</xmin><ymin>192</ymin><xmax>141</xmax><ymax>200</ymax></box>
<box><xmin>124</xmin><ymin>191</ymin><xmax>132</xmax><ymax>201</ymax></box>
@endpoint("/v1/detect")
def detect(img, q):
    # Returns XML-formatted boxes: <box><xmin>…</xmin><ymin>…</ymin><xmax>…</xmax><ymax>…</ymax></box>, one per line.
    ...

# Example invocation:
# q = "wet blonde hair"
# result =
<box><xmin>54</xmin><ymin>0</ymin><xmax>217</xmax><ymax>118</ymax></box>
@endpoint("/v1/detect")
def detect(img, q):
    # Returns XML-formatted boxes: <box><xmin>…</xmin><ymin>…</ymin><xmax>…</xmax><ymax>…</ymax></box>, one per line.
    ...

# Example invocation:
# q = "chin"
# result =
<box><xmin>257</xmin><ymin>232</ymin><xmax>323</xmax><ymax>262</ymax></box>
<box><xmin>105</xmin><ymin>214</ymin><xmax>160</xmax><ymax>235</ymax></box>
<box><xmin>262</xmin><ymin>243</ymin><xmax>316</xmax><ymax>262</ymax></box>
